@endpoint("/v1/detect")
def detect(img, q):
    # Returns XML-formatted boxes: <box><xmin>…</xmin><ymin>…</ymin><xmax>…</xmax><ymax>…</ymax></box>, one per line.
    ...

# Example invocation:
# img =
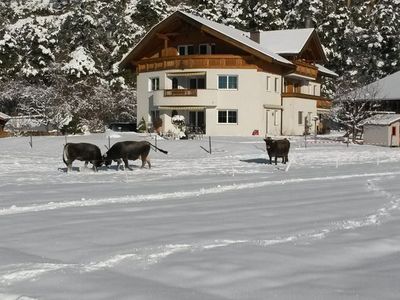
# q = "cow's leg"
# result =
<box><xmin>268</xmin><ymin>155</ymin><xmax>272</xmax><ymax>164</ymax></box>
<box><xmin>274</xmin><ymin>156</ymin><xmax>277</xmax><ymax>165</ymax></box>
<box><xmin>147</xmin><ymin>159</ymin><xmax>151</xmax><ymax>169</ymax></box>
<box><xmin>67</xmin><ymin>160</ymin><xmax>73</xmax><ymax>172</ymax></box>
<box><xmin>115</xmin><ymin>159</ymin><xmax>122</xmax><ymax>170</ymax></box>
<box><xmin>123</xmin><ymin>158</ymin><xmax>133</xmax><ymax>170</ymax></box>
<box><xmin>91</xmin><ymin>161</ymin><xmax>98</xmax><ymax>172</ymax></box>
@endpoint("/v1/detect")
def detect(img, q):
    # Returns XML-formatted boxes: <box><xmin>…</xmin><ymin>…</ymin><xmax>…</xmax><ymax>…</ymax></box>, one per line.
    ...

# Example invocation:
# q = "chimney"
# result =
<box><xmin>305</xmin><ymin>17</ymin><xmax>314</xmax><ymax>28</ymax></box>
<box><xmin>250</xmin><ymin>31</ymin><xmax>260</xmax><ymax>43</ymax></box>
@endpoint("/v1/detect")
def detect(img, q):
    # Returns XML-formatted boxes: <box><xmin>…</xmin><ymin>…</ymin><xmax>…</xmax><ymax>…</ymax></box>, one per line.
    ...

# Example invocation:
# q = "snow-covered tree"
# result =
<box><xmin>331</xmin><ymin>77</ymin><xmax>382</xmax><ymax>142</ymax></box>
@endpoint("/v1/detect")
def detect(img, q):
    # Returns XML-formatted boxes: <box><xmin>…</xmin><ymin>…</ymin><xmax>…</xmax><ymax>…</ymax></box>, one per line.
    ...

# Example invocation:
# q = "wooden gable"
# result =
<box><xmin>297</xmin><ymin>31</ymin><xmax>327</xmax><ymax>64</ymax></box>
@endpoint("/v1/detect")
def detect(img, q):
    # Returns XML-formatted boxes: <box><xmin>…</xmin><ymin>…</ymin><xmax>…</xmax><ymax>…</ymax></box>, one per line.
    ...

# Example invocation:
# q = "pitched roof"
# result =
<box><xmin>316</xmin><ymin>64</ymin><xmax>338</xmax><ymax>78</ymax></box>
<box><xmin>362</xmin><ymin>113</ymin><xmax>400</xmax><ymax>126</ymax></box>
<box><xmin>361</xmin><ymin>71</ymin><xmax>400</xmax><ymax>101</ymax></box>
<box><xmin>119</xmin><ymin>11</ymin><xmax>335</xmax><ymax>76</ymax></box>
<box><xmin>119</xmin><ymin>11</ymin><xmax>293</xmax><ymax>68</ymax></box>
<box><xmin>258</xmin><ymin>28</ymin><xmax>314</xmax><ymax>54</ymax></box>
<box><xmin>0</xmin><ymin>112</ymin><xmax>10</xmax><ymax>120</ymax></box>
<box><xmin>178</xmin><ymin>12</ymin><xmax>292</xmax><ymax>66</ymax></box>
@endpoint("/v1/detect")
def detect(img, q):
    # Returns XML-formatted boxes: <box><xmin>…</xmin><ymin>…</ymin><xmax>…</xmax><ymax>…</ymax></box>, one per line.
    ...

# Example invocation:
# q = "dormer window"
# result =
<box><xmin>178</xmin><ymin>45</ymin><xmax>194</xmax><ymax>56</ymax></box>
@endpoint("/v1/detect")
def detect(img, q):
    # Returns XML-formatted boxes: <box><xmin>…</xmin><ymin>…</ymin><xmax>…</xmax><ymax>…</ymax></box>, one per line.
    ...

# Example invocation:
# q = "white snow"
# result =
<box><xmin>62</xmin><ymin>46</ymin><xmax>99</xmax><ymax>77</ymax></box>
<box><xmin>1</xmin><ymin>133</ymin><xmax>400</xmax><ymax>299</ymax></box>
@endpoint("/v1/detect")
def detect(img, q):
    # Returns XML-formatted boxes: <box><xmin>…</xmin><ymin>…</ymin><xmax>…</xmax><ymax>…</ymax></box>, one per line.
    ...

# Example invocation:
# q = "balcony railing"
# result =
<box><xmin>137</xmin><ymin>55</ymin><xmax>254</xmax><ymax>73</ymax></box>
<box><xmin>282</xmin><ymin>92</ymin><xmax>332</xmax><ymax>109</ymax></box>
<box><xmin>293</xmin><ymin>60</ymin><xmax>318</xmax><ymax>79</ymax></box>
<box><xmin>164</xmin><ymin>89</ymin><xmax>197</xmax><ymax>97</ymax></box>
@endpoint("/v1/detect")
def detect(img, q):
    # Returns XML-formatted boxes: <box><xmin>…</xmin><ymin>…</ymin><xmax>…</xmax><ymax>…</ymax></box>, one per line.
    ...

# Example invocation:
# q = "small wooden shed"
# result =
<box><xmin>0</xmin><ymin>112</ymin><xmax>10</xmax><ymax>132</ymax></box>
<box><xmin>363</xmin><ymin>114</ymin><xmax>400</xmax><ymax>146</ymax></box>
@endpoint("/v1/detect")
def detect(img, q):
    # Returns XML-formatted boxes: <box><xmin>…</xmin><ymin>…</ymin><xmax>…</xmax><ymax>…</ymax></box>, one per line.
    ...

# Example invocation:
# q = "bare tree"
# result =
<box><xmin>330</xmin><ymin>79</ymin><xmax>382</xmax><ymax>143</ymax></box>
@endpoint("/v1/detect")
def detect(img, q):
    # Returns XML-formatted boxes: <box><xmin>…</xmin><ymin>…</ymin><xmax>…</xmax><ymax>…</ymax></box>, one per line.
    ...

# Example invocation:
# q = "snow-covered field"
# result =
<box><xmin>1</xmin><ymin>133</ymin><xmax>400</xmax><ymax>299</ymax></box>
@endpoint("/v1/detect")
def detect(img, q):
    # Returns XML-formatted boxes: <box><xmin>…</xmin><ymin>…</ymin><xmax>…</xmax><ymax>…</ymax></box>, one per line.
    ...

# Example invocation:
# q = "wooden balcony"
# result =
<box><xmin>153</xmin><ymin>89</ymin><xmax>217</xmax><ymax>107</ymax></box>
<box><xmin>164</xmin><ymin>89</ymin><xmax>197</xmax><ymax>97</ymax></box>
<box><xmin>282</xmin><ymin>92</ymin><xmax>332</xmax><ymax>109</ymax></box>
<box><xmin>137</xmin><ymin>55</ymin><xmax>255</xmax><ymax>73</ymax></box>
<box><xmin>292</xmin><ymin>60</ymin><xmax>318</xmax><ymax>79</ymax></box>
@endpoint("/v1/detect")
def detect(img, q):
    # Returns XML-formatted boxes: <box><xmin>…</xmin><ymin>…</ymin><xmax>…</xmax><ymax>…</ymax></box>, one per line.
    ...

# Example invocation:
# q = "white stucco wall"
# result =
<box><xmin>137</xmin><ymin>68</ymin><xmax>283</xmax><ymax>137</ymax></box>
<box><xmin>282</xmin><ymin>97</ymin><xmax>317</xmax><ymax>136</ymax></box>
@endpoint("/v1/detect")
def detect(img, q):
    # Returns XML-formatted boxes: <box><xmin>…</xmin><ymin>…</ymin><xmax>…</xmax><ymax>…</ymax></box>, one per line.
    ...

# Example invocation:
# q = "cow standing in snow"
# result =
<box><xmin>103</xmin><ymin>141</ymin><xmax>167</xmax><ymax>170</ymax></box>
<box><xmin>263</xmin><ymin>137</ymin><xmax>290</xmax><ymax>165</ymax></box>
<box><xmin>63</xmin><ymin>143</ymin><xmax>103</xmax><ymax>172</ymax></box>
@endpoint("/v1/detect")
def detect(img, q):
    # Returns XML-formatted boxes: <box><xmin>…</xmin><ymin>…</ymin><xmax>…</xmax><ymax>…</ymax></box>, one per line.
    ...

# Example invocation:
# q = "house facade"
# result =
<box><xmin>120</xmin><ymin>11</ymin><xmax>337</xmax><ymax>136</ymax></box>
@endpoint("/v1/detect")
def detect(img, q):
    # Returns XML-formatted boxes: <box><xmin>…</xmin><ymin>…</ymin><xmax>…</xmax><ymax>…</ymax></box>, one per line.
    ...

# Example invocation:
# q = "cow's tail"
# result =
<box><xmin>63</xmin><ymin>143</ymin><xmax>69</xmax><ymax>165</ymax></box>
<box><xmin>148</xmin><ymin>142</ymin><xmax>168</xmax><ymax>155</ymax></box>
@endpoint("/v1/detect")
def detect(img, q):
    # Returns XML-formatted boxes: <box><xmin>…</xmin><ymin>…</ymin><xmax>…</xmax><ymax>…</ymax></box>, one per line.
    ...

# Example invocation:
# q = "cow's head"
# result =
<box><xmin>264</xmin><ymin>137</ymin><xmax>273</xmax><ymax>149</ymax></box>
<box><xmin>102</xmin><ymin>154</ymin><xmax>112</xmax><ymax>167</ymax></box>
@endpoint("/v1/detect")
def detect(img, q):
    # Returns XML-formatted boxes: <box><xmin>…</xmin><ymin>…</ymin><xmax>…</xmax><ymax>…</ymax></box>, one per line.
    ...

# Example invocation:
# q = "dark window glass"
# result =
<box><xmin>178</xmin><ymin>46</ymin><xmax>185</xmax><ymax>56</ymax></box>
<box><xmin>199</xmin><ymin>44</ymin><xmax>208</xmax><ymax>54</ymax></box>
<box><xmin>197</xmin><ymin>78</ymin><xmax>206</xmax><ymax>89</ymax></box>
<box><xmin>218</xmin><ymin>76</ymin><xmax>227</xmax><ymax>89</ymax></box>
<box><xmin>228</xmin><ymin>76</ymin><xmax>238</xmax><ymax>89</ymax></box>
<box><xmin>228</xmin><ymin>111</ymin><xmax>237</xmax><ymax>123</ymax></box>
<box><xmin>211</xmin><ymin>44</ymin><xmax>216</xmax><ymax>54</ymax></box>
<box><xmin>298</xmin><ymin>111</ymin><xmax>303</xmax><ymax>125</ymax></box>
<box><xmin>187</xmin><ymin>45</ymin><xmax>194</xmax><ymax>55</ymax></box>
<box><xmin>172</xmin><ymin>78</ymin><xmax>178</xmax><ymax>89</ymax></box>
<box><xmin>218</xmin><ymin>111</ymin><xmax>227</xmax><ymax>123</ymax></box>
<box><xmin>190</xmin><ymin>78</ymin><xmax>197</xmax><ymax>89</ymax></box>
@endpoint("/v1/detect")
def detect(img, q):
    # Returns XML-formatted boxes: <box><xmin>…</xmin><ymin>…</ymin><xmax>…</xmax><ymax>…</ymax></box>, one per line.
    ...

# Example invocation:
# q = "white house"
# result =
<box><xmin>119</xmin><ymin>11</ymin><xmax>337</xmax><ymax>136</ymax></box>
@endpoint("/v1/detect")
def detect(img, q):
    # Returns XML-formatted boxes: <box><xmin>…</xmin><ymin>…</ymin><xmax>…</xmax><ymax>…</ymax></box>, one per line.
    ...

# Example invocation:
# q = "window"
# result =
<box><xmin>274</xmin><ymin>110</ymin><xmax>278</xmax><ymax>126</ymax></box>
<box><xmin>274</xmin><ymin>78</ymin><xmax>279</xmax><ymax>92</ymax></box>
<box><xmin>266</xmin><ymin>76</ymin><xmax>270</xmax><ymax>91</ymax></box>
<box><xmin>313</xmin><ymin>85</ymin><xmax>317</xmax><ymax>96</ymax></box>
<box><xmin>151</xmin><ymin>110</ymin><xmax>160</xmax><ymax>122</ymax></box>
<box><xmin>172</xmin><ymin>77</ymin><xmax>178</xmax><ymax>89</ymax></box>
<box><xmin>218</xmin><ymin>75</ymin><xmax>238</xmax><ymax>90</ymax></box>
<box><xmin>211</xmin><ymin>44</ymin><xmax>216</xmax><ymax>54</ymax></box>
<box><xmin>392</xmin><ymin>127</ymin><xmax>396</xmax><ymax>136</ymax></box>
<box><xmin>178</xmin><ymin>45</ymin><xmax>194</xmax><ymax>56</ymax></box>
<box><xmin>149</xmin><ymin>77</ymin><xmax>159</xmax><ymax>91</ymax></box>
<box><xmin>218</xmin><ymin>110</ymin><xmax>237</xmax><ymax>124</ymax></box>
<box><xmin>298</xmin><ymin>111</ymin><xmax>303</xmax><ymax>125</ymax></box>
<box><xmin>199</xmin><ymin>44</ymin><xmax>208</xmax><ymax>54</ymax></box>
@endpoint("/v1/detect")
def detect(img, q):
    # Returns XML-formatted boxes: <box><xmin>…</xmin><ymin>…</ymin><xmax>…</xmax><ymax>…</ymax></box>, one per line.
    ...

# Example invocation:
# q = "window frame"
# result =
<box><xmin>298</xmin><ymin>111</ymin><xmax>303</xmax><ymax>125</ymax></box>
<box><xmin>149</xmin><ymin>77</ymin><xmax>160</xmax><ymax>91</ymax></box>
<box><xmin>218</xmin><ymin>75</ymin><xmax>238</xmax><ymax>90</ymax></box>
<box><xmin>177</xmin><ymin>44</ymin><xmax>194</xmax><ymax>56</ymax></box>
<box><xmin>218</xmin><ymin>109</ymin><xmax>238</xmax><ymax>124</ymax></box>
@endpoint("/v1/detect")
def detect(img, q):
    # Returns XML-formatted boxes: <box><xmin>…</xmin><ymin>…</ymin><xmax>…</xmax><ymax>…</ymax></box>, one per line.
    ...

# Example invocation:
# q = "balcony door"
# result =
<box><xmin>189</xmin><ymin>111</ymin><xmax>205</xmax><ymax>133</ymax></box>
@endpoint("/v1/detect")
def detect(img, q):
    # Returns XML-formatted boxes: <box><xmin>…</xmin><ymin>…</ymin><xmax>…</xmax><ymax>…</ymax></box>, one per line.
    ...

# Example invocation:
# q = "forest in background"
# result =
<box><xmin>0</xmin><ymin>0</ymin><xmax>399</xmax><ymax>132</ymax></box>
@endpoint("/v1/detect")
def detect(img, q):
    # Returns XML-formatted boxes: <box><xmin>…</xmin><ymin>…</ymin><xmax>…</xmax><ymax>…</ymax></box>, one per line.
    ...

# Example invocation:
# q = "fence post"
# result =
<box><xmin>209</xmin><ymin>136</ymin><xmax>212</xmax><ymax>154</ymax></box>
<box><xmin>29</xmin><ymin>134</ymin><xmax>33</xmax><ymax>148</ymax></box>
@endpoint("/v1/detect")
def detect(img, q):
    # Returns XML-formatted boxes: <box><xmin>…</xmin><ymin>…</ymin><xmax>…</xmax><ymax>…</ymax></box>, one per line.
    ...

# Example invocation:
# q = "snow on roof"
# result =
<box><xmin>120</xmin><ymin>11</ymin><xmax>293</xmax><ymax>68</ymax></box>
<box><xmin>362</xmin><ymin>113</ymin><xmax>400</xmax><ymax>126</ymax></box>
<box><xmin>316</xmin><ymin>64</ymin><xmax>338</xmax><ymax>77</ymax></box>
<box><xmin>0</xmin><ymin>112</ymin><xmax>11</xmax><ymax>120</ymax></box>
<box><xmin>178</xmin><ymin>12</ymin><xmax>293</xmax><ymax>66</ymax></box>
<box><xmin>361</xmin><ymin>71</ymin><xmax>400</xmax><ymax>101</ymax></box>
<box><xmin>258</xmin><ymin>28</ymin><xmax>314</xmax><ymax>54</ymax></box>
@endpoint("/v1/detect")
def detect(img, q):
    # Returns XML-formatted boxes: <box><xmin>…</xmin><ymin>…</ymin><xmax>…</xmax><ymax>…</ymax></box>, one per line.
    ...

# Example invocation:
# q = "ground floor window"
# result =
<box><xmin>218</xmin><ymin>110</ymin><xmax>237</xmax><ymax>124</ymax></box>
<box><xmin>298</xmin><ymin>111</ymin><xmax>303</xmax><ymax>125</ymax></box>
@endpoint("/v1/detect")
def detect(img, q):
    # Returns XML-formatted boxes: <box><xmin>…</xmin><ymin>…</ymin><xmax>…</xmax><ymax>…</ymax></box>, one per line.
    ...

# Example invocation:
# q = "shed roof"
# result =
<box><xmin>362</xmin><ymin>113</ymin><xmax>400</xmax><ymax>126</ymax></box>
